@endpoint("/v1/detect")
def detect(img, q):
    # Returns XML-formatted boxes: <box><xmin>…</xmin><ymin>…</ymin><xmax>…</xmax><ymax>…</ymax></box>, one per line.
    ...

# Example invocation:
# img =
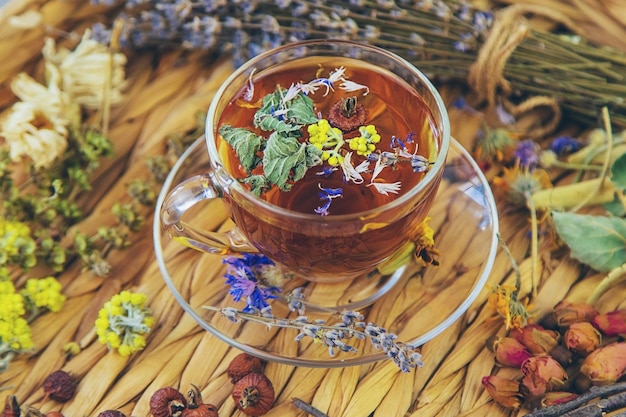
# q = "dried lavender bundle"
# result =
<box><xmin>89</xmin><ymin>0</ymin><xmax>626</xmax><ymax>129</ymax></box>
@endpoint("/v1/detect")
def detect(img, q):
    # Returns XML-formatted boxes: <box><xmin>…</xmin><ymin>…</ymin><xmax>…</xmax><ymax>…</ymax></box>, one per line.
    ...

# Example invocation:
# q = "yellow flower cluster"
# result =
<box><xmin>0</xmin><ymin>218</ymin><xmax>37</xmax><ymax>269</ymax></box>
<box><xmin>95</xmin><ymin>290</ymin><xmax>154</xmax><ymax>357</ymax></box>
<box><xmin>307</xmin><ymin>119</ymin><xmax>345</xmax><ymax>166</ymax></box>
<box><xmin>0</xmin><ymin>279</ymin><xmax>34</xmax><ymax>354</ymax></box>
<box><xmin>22</xmin><ymin>277</ymin><xmax>66</xmax><ymax>313</ymax></box>
<box><xmin>349</xmin><ymin>125</ymin><xmax>381</xmax><ymax>156</ymax></box>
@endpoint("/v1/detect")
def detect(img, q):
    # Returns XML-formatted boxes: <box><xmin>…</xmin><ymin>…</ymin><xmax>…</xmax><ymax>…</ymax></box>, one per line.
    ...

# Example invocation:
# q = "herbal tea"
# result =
<box><xmin>212</xmin><ymin>55</ymin><xmax>443</xmax><ymax>279</ymax></box>
<box><xmin>217</xmin><ymin>56</ymin><xmax>438</xmax><ymax>216</ymax></box>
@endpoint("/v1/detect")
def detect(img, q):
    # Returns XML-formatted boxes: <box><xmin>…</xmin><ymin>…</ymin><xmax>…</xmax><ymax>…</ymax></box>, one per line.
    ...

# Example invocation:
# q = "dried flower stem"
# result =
<box><xmin>291</xmin><ymin>398</ymin><xmax>329</xmax><ymax>417</ymax></box>
<box><xmin>523</xmin><ymin>381</ymin><xmax>626</xmax><ymax>417</ymax></box>
<box><xmin>587</xmin><ymin>262</ymin><xmax>626</xmax><ymax>305</ymax></box>
<box><xmin>93</xmin><ymin>0</ymin><xmax>626</xmax><ymax>128</ymax></box>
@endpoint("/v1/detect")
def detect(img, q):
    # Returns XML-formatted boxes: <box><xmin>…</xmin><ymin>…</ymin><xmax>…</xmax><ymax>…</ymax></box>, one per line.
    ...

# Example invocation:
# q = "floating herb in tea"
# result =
<box><xmin>218</xmin><ymin>62</ymin><xmax>436</xmax><ymax>215</ymax></box>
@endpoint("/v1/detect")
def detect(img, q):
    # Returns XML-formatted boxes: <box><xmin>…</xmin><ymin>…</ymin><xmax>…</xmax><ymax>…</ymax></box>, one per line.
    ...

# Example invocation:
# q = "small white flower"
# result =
<box><xmin>340</xmin><ymin>152</ymin><xmax>365</xmax><ymax>184</ymax></box>
<box><xmin>328</xmin><ymin>66</ymin><xmax>346</xmax><ymax>83</ymax></box>
<box><xmin>368</xmin><ymin>181</ymin><xmax>402</xmax><ymax>195</ymax></box>
<box><xmin>339</xmin><ymin>79</ymin><xmax>369</xmax><ymax>95</ymax></box>
<box><xmin>43</xmin><ymin>29</ymin><xmax>127</xmax><ymax>109</ymax></box>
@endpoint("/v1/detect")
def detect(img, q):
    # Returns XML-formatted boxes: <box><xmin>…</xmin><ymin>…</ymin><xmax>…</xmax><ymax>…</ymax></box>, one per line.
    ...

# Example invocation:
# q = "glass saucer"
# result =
<box><xmin>154</xmin><ymin>136</ymin><xmax>499</xmax><ymax>367</ymax></box>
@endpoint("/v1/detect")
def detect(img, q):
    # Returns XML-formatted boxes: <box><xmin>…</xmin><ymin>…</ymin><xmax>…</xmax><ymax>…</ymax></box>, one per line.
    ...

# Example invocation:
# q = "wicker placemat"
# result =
<box><xmin>2</xmin><ymin>2</ymin><xmax>625</xmax><ymax>417</ymax></box>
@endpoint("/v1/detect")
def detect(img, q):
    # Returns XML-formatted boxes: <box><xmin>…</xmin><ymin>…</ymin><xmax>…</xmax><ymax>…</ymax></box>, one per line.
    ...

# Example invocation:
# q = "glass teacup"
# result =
<box><xmin>160</xmin><ymin>40</ymin><xmax>450</xmax><ymax>283</ymax></box>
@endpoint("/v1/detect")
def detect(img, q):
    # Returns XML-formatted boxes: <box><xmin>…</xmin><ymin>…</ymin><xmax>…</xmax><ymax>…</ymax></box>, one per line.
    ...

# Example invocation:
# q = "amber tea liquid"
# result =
<box><xmin>216</xmin><ymin>56</ymin><xmax>443</xmax><ymax>280</ymax></box>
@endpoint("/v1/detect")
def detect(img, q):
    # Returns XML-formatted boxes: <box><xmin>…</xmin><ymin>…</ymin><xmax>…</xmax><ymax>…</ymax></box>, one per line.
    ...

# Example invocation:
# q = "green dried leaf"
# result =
<box><xmin>241</xmin><ymin>175</ymin><xmax>270</xmax><ymax>196</ymax></box>
<box><xmin>218</xmin><ymin>125</ymin><xmax>262</xmax><ymax>173</ymax></box>
<box><xmin>552</xmin><ymin>211</ymin><xmax>626</xmax><ymax>272</ymax></box>
<box><xmin>263</xmin><ymin>132</ymin><xmax>322</xmax><ymax>191</ymax></box>
<box><xmin>611</xmin><ymin>152</ymin><xmax>626</xmax><ymax>190</ymax></box>
<box><xmin>254</xmin><ymin>88</ymin><xmax>318</xmax><ymax>134</ymax></box>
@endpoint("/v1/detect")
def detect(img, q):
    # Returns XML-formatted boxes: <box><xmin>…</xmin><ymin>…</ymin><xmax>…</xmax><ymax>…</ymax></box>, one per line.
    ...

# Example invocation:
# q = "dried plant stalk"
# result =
<box><xmin>61</xmin><ymin>352</ymin><xmax>130</xmax><ymax>417</ymax></box>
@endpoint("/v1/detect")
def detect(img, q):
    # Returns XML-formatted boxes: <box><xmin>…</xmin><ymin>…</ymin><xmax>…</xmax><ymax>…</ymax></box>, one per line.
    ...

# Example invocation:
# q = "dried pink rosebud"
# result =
<box><xmin>580</xmin><ymin>342</ymin><xmax>626</xmax><ymax>386</ymax></box>
<box><xmin>591</xmin><ymin>309</ymin><xmax>626</xmax><ymax>337</ymax></box>
<box><xmin>521</xmin><ymin>356</ymin><xmax>568</xmax><ymax>398</ymax></box>
<box><xmin>482</xmin><ymin>375</ymin><xmax>524</xmax><ymax>410</ymax></box>
<box><xmin>510</xmin><ymin>324</ymin><xmax>559</xmax><ymax>356</ymax></box>
<box><xmin>493</xmin><ymin>337</ymin><xmax>532</xmax><ymax>368</ymax></box>
<box><xmin>540</xmin><ymin>391</ymin><xmax>578</xmax><ymax>407</ymax></box>
<box><xmin>564</xmin><ymin>322</ymin><xmax>602</xmax><ymax>356</ymax></box>
<box><xmin>553</xmin><ymin>301</ymin><xmax>598</xmax><ymax>326</ymax></box>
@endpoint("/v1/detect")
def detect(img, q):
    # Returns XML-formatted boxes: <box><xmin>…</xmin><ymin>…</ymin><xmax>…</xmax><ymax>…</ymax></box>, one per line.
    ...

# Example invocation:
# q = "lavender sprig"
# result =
<box><xmin>91</xmin><ymin>0</ymin><xmax>626</xmax><ymax>128</ymax></box>
<box><xmin>203</xmin><ymin>305</ymin><xmax>423</xmax><ymax>372</ymax></box>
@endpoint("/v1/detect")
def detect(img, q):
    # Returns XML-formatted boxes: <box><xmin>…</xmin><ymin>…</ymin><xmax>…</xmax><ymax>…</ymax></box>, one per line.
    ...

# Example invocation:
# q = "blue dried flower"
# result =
<box><xmin>550</xmin><ymin>135</ymin><xmax>581</xmax><ymax>156</ymax></box>
<box><xmin>514</xmin><ymin>139</ymin><xmax>541</xmax><ymax>169</ymax></box>
<box><xmin>223</xmin><ymin>254</ymin><xmax>281</xmax><ymax>314</ymax></box>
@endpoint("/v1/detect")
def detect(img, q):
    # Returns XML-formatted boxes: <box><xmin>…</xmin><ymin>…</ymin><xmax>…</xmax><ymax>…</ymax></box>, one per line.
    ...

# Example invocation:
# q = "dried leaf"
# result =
<box><xmin>552</xmin><ymin>211</ymin><xmax>626</xmax><ymax>272</ymax></box>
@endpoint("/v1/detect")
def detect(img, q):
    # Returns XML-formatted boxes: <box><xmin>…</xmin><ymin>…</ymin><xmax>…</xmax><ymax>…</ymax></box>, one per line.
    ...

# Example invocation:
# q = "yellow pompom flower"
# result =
<box><xmin>349</xmin><ymin>124</ymin><xmax>381</xmax><ymax>157</ymax></box>
<box><xmin>95</xmin><ymin>290</ymin><xmax>154</xmax><ymax>357</ymax></box>
<box><xmin>21</xmin><ymin>276</ymin><xmax>66</xmax><ymax>313</ymax></box>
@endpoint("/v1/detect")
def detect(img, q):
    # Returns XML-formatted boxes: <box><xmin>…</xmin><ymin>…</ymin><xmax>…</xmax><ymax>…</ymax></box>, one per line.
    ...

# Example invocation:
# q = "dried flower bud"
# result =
<box><xmin>3</xmin><ymin>396</ymin><xmax>20</xmax><ymax>417</ymax></box>
<box><xmin>227</xmin><ymin>353</ymin><xmax>264</xmax><ymax>384</ymax></box>
<box><xmin>45</xmin><ymin>412</ymin><xmax>64</xmax><ymax>417</ymax></box>
<box><xmin>42</xmin><ymin>370</ymin><xmax>77</xmax><ymax>403</ymax></box>
<box><xmin>481</xmin><ymin>375</ymin><xmax>523</xmax><ymax>410</ymax></box>
<box><xmin>553</xmin><ymin>301</ymin><xmax>598</xmax><ymax>326</ymax></box>
<box><xmin>149</xmin><ymin>387</ymin><xmax>187</xmax><ymax>417</ymax></box>
<box><xmin>564</xmin><ymin>322</ymin><xmax>602</xmax><ymax>356</ymax></box>
<box><xmin>540</xmin><ymin>391</ymin><xmax>578</xmax><ymax>407</ymax></box>
<box><xmin>96</xmin><ymin>411</ymin><xmax>126</xmax><ymax>417</ymax></box>
<box><xmin>510</xmin><ymin>324</ymin><xmax>559</xmax><ymax>356</ymax></box>
<box><xmin>580</xmin><ymin>342</ymin><xmax>626</xmax><ymax>386</ymax></box>
<box><xmin>232</xmin><ymin>373</ymin><xmax>275</xmax><ymax>416</ymax></box>
<box><xmin>521</xmin><ymin>356</ymin><xmax>568</xmax><ymax>398</ymax></box>
<box><xmin>493</xmin><ymin>337</ymin><xmax>532</xmax><ymax>367</ymax></box>
<box><xmin>591</xmin><ymin>309</ymin><xmax>626</xmax><ymax>337</ymax></box>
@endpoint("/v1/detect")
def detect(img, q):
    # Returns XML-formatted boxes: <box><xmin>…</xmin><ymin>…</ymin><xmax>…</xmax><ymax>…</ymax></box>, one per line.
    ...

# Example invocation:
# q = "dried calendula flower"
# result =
<box><xmin>481</xmin><ymin>375</ymin><xmax>524</xmax><ymax>410</ymax></box>
<box><xmin>42</xmin><ymin>370</ymin><xmax>77</xmax><ymax>403</ymax></box>
<box><xmin>521</xmin><ymin>356</ymin><xmax>568</xmax><ymax>398</ymax></box>
<box><xmin>232</xmin><ymin>373</ymin><xmax>275</xmax><ymax>416</ymax></box>
<box><xmin>563</xmin><ymin>322</ymin><xmax>602</xmax><ymax>356</ymax></box>
<box><xmin>580</xmin><ymin>342</ymin><xmax>626</xmax><ymax>386</ymax></box>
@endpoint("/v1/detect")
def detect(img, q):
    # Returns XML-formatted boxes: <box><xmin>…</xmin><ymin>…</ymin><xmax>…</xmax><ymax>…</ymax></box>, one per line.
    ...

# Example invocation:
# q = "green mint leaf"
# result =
<box><xmin>219</xmin><ymin>125</ymin><xmax>262</xmax><ymax>173</ymax></box>
<box><xmin>254</xmin><ymin>88</ymin><xmax>318</xmax><ymax>134</ymax></box>
<box><xmin>241</xmin><ymin>175</ymin><xmax>270</xmax><ymax>196</ymax></box>
<box><xmin>552</xmin><ymin>211</ymin><xmax>626</xmax><ymax>272</ymax></box>
<box><xmin>611</xmin><ymin>152</ymin><xmax>626</xmax><ymax>190</ymax></box>
<box><xmin>263</xmin><ymin>132</ymin><xmax>318</xmax><ymax>191</ymax></box>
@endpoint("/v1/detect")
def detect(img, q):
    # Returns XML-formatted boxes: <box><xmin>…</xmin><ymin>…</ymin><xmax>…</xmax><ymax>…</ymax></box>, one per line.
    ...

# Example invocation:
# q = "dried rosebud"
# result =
<box><xmin>45</xmin><ymin>412</ymin><xmax>65</xmax><ymax>417</ymax></box>
<box><xmin>227</xmin><ymin>353</ymin><xmax>264</xmax><ymax>384</ymax></box>
<box><xmin>540</xmin><ymin>391</ymin><xmax>578</xmax><ymax>407</ymax></box>
<box><xmin>42</xmin><ymin>370</ymin><xmax>77</xmax><ymax>403</ymax></box>
<box><xmin>149</xmin><ymin>387</ymin><xmax>187</xmax><ymax>417</ymax></box>
<box><xmin>493</xmin><ymin>337</ymin><xmax>532</xmax><ymax>367</ymax></box>
<box><xmin>510</xmin><ymin>324</ymin><xmax>559</xmax><ymax>356</ymax></box>
<box><xmin>232</xmin><ymin>373</ymin><xmax>275</xmax><ymax>416</ymax></box>
<box><xmin>481</xmin><ymin>375</ymin><xmax>523</xmax><ymax>410</ymax></box>
<box><xmin>591</xmin><ymin>309</ymin><xmax>626</xmax><ymax>337</ymax></box>
<box><xmin>521</xmin><ymin>356</ymin><xmax>568</xmax><ymax>398</ymax></box>
<box><xmin>580</xmin><ymin>342</ymin><xmax>626</xmax><ymax>386</ymax></box>
<box><xmin>564</xmin><ymin>322</ymin><xmax>602</xmax><ymax>356</ymax></box>
<box><xmin>553</xmin><ymin>301</ymin><xmax>598</xmax><ymax>326</ymax></box>
<box><xmin>97</xmin><ymin>411</ymin><xmax>126</xmax><ymax>417</ymax></box>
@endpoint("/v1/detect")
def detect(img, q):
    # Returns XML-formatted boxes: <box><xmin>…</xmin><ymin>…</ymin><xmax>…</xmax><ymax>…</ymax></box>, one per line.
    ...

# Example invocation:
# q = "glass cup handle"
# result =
<box><xmin>160</xmin><ymin>173</ymin><xmax>256</xmax><ymax>254</ymax></box>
